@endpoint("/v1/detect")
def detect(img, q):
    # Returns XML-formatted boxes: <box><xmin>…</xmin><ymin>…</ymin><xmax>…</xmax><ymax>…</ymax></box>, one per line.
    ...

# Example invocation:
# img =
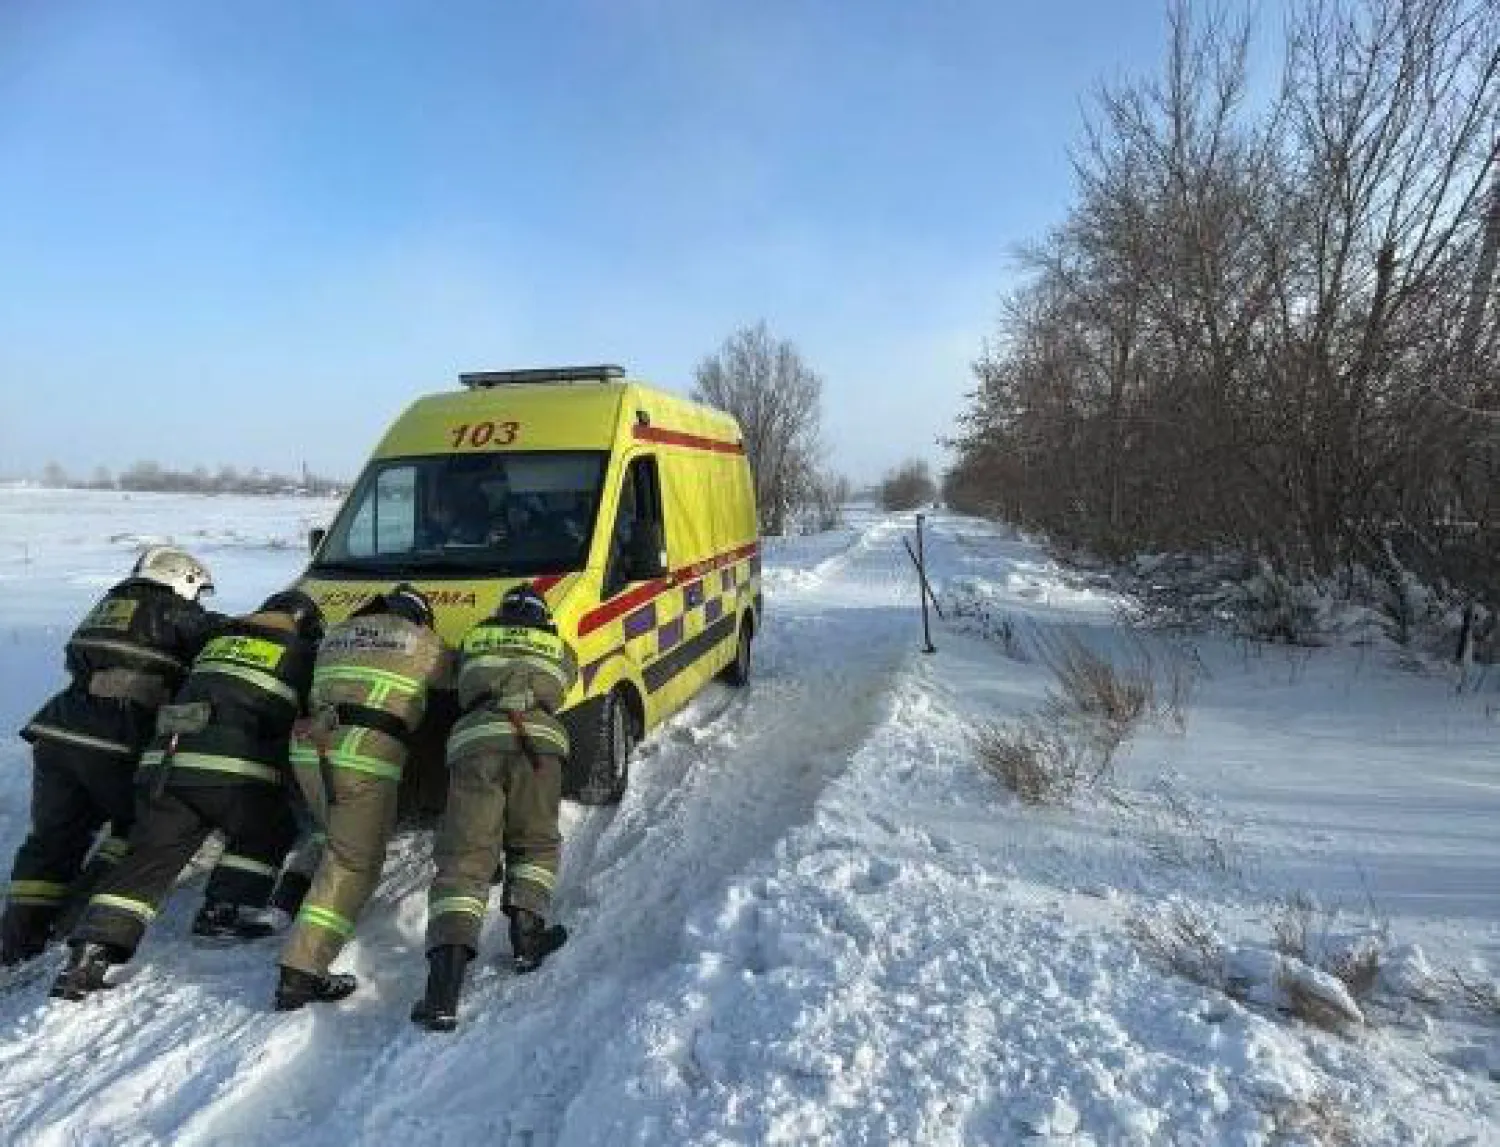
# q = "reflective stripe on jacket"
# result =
<box><xmin>307</xmin><ymin>615</ymin><xmax>447</xmax><ymax>735</ymax></box>
<box><xmin>290</xmin><ymin>724</ymin><xmax>407</xmax><ymax>783</ymax></box>
<box><xmin>454</xmin><ymin>623</ymin><xmax>577</xmax><ymax>715</ymax></box>
<box><xmin>446</xmin><ymin>703</ymin><xmax>571</xmax><ymax>764</ymax></box>
<box><xmin>446</xmin><ymin>621</ymin><xmax>578</xmax><ymax>765</ymax></box>
<box><xmin>148</xmin><ymin>612</ymin><xmax>316</xmax><ymax>785</ymax></box>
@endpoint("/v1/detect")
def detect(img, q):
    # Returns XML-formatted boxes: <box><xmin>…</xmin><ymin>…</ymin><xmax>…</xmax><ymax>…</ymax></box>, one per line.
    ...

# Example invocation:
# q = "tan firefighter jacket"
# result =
<box><xmin>289</xmin><ymin>612</ymin><xmax>448</xmax><ymax>783</ymax></box>
<box><xmin>447</xmin><ymin>621</ymin><xmax>579</xmax><ymax>765</ymax></box>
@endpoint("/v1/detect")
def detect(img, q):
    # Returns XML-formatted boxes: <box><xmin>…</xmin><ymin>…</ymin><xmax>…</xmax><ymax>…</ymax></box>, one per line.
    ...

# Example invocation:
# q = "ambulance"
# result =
<box><xmin>297</xmin><ymin>365</ymin><xmax>761</xmax><ymax>813</ymax></box>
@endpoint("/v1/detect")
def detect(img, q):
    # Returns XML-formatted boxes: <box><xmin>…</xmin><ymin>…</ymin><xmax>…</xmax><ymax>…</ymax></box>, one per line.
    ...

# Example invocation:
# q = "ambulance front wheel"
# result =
<box><xmin>565</xmin><ymin>688</ymin><xmax>637</xmax><ymax>806</ymax></box>
<box><xmin>721</xmin><ymin>618</ymin><xmax>753</xmax><ymax>687</ymax></box>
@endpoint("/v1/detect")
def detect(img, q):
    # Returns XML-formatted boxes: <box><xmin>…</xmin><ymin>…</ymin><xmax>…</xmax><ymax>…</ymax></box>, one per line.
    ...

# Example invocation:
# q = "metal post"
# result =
<box><xmin>916</xmin><ymin>513</ymin><xmax>936</xmax><ymax>654</ymax></box>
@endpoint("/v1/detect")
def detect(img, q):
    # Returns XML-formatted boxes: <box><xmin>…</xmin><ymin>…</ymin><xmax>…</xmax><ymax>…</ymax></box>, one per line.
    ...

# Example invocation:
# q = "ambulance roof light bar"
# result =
<box><xmin>459</xmin><ymin>364</ymin><xmax>627</xmax><ymax>388</ymax></box>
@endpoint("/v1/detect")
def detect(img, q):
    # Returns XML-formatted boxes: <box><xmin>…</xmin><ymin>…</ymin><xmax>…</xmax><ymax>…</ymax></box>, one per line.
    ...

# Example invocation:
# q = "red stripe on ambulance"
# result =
<box><xmin>575</xmin><ymin>541</ymin><xmax>760</xmax><ymax>638</ymax></box>
<box><xmin>631</xmin><ymin>425</ymin><xmax>745</xmax><ymax>455</ymax></box>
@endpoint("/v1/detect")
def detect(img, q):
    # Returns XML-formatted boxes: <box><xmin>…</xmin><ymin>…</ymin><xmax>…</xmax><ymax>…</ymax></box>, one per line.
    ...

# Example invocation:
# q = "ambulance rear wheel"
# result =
<box><xmin>567</xmin><ymin>688</ymin><xmax>635</xmax><ymax>806</ymax></box>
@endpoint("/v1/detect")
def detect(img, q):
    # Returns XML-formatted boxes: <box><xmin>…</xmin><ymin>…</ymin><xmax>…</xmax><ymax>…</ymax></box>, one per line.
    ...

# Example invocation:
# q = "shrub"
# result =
<box><xmin>974</xmin><ymin>632</ymin><xmax>1197</xmax><ymax>803</ymax></box>
<box><xmin>1263</xmin><ymin>1087</ymin><xmax>1356</xmax><ymax>1147</ymax></box>
<box><xmin>1034</xmin><ymin>631</ymin><xmax>1154</xmax><ymax>762</ymax></box>
<box><xmin>1133</xmin><ymin>896</ymin><xmax>1374</xmax><ymax>1035</ymax></box>
<box><xmin>1127</xmin><ymin>904</ymin><xmax>1227</xmax><ymax>990</ymax></box>
<box><xmin>1270</xmin><ymin>892</ymin><xmax>1385</xmax><ymax>1011</ymax></box>
<box><xmin>879</xmin><ymin>460</ymin><xmax>936</xmax><ymax>511</ymax></box>
<box><xmin>1277</xmin><ymin>968</ymin><xmax>1366</xmax><ymax>1033</ymax></box>
<box><xmin>972</xmin><ymin>718</ymin><xmax>1099</xmax><ymax>804</ymax></box>
<box><xmin>943</xmin><ymin>579</ymin><xmax>1028</xmax><ymax>659</ymax></box>
<box><xmin>1240</xmin><ymin>563</ymin><xmax>1325</xmax><ymax>646</ymax></box>
<box><xmin>1034</xmin><ymin>629</ymin><xmax>1188</xmax><ymax>772</ymax></box>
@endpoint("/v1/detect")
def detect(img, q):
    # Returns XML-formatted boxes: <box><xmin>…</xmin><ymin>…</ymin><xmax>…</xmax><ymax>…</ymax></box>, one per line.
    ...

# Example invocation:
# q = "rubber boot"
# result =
<box><xmin>49</xmin><ymin>942</ymin><xmax>118</xmax><ymax>1001</ymax></box>
<box><xmin>508</xmin><ymin>909</ymin><xmax>567</xmax><ymax>975</ymax></box>
<box><xmin>192</xmin><ymin>901</ymin><xmax>276</xmax><ymax>942</ymax></box>
<box><xmin>1</xmin><ymin>904</ymin><xmax>51</xmax><ymax>967</ymax></box>
<box><xmin>410</xmin><ymin>944</ymin><xmax>472</xmax><ymax>1032</ymax></box>
<box><xmin>273</xmin><ymin>965</ymin><xmax>358</xmax><ymax>1011</ymax></box>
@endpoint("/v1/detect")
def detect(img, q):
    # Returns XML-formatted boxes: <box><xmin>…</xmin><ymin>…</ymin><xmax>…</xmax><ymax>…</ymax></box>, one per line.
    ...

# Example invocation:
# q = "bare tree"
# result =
<box><xmin>808</xmin><ymin>471</ymin><xmax>853</xmax><ymax>531</ymax></box>
<box><xmin>692</xmin><ymin>321</ymin><xmax>825</xmax><ymax>534</ymax></box>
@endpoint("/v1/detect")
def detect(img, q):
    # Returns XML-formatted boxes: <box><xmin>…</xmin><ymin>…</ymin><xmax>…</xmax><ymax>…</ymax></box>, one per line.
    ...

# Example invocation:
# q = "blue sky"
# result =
<box><xmin>0</xmin><ymin>1</ymin><xmax>1174</xmax><ymax>484</ymax></box>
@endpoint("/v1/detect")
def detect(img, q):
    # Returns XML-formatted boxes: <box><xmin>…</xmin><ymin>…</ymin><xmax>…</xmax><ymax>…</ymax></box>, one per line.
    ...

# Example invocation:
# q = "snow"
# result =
<box><xmin>1</xmin><ymin>491</ymin><xmax>1497</xmax><ymax>1145</ymax></box>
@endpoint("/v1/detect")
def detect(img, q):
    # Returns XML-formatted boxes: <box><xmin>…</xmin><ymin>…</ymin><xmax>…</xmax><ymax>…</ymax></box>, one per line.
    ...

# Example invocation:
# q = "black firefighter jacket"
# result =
<box><xmin>21</xmin><ymin>578</ymin><xmax>225</xmax><ymax>761</ymax></box>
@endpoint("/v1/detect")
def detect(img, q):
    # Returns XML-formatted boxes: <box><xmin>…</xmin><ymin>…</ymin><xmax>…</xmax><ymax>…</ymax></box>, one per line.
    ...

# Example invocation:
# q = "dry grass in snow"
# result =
<box><xmin>1130</xmin><ymin>898</ymin><xmax>1374</xmax><ymax>1035</ymax></box>
<box><xmin>975</xmin><ymin>630</ymin><xmax>1199</xmax><ymax>804</ymax></box>
<box><xmin>1264</xmin><ymin>1085</ymin><xmax>1357</xmax><ymax>1147</ymax></box>
<box><xmin>1271</xmin><ymin>892</ymin><xmax>1385</xmax><ymax>1009</ymax></box>
<box><xmin>973</xmin><ymin>717</ymin><xmax>1107</xmax><ymax>805</ymax></box>
<box><xmin>1446</xmin><ymin>970</ymin><xmax>1500</xmax><ymax>1018</ymax></box>
<box><xmin>1127</xmin><ymin>903</ymin><xmax>1228</xmax><ymax>991</ymax></box>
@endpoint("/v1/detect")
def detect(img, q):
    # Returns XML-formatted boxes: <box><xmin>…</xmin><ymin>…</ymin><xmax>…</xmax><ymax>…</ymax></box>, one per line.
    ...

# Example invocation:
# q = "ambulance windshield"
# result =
<box><xmin>313</xmin><ymin>451</ymin><xmax>608</xmax><ymax>576</ymax></box>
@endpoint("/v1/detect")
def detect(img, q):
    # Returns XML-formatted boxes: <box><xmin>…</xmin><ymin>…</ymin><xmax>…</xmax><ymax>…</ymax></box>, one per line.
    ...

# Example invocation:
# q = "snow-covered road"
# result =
<box><xmin>0</xmin><ymin>490</ymin><xmax>1495</xmax><ymax>1145</ymax></box>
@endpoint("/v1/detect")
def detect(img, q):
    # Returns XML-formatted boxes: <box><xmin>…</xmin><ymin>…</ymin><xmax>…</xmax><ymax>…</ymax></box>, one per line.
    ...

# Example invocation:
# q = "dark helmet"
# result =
<box><xmin>496</xmin><ymin>584</ymin><xmax>554</xmax><ymax>632</ymax></box>
<box><xmin>259</xmin><ymin>588</ymin><xmax>325</xmax><ymax>643</ymax></box>
<box><xmin>349</xmin><ymin>584</ymin><xmax>434</xmax><ymax>628</ymax></box>
<box><xmin>386</xmin><ymin>583</ymin><xmax>435</xmax><ymax>629</ymax></box>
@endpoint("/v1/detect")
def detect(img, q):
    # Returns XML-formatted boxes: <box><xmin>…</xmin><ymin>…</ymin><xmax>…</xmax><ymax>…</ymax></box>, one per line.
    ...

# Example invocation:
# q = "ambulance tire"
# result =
<box><xmin>565</xmin><ymin>688</ymin><xmax>635</xmax><ymax>806</ymax></box>
<box><xmin>720</xmin><ymin>617</ymin><xmax>753</xmax><ymax>687</ymax></box>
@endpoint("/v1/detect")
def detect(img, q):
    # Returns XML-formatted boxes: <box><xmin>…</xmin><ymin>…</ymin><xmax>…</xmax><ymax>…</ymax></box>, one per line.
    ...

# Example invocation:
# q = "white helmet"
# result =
<box><xmin>133</xmin><ymin>545</ymin><xmax>215</xmax><ymax>602</ymax></box>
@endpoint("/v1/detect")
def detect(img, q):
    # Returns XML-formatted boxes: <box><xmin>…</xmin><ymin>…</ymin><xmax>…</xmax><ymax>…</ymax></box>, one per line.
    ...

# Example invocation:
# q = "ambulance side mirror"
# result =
<box><xmin>308</xmin><ymin>527</ymin><xmax>327</xmax><ymax>556</ymax></box>
<box><xmin>625</xmin><ymin>521</ymin><xmax>667</xmax><ymax>581</ymax></box>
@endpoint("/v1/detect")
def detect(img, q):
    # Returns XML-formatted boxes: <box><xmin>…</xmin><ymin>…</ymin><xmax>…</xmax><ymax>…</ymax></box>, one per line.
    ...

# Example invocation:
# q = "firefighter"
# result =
<box><xmin>274</xmin><ymin>584</ymin><xmax>448</xmax><ymax>1011</ymax></box>
<box><xmin>51</xmin><ymin>589</ymin><xmax>323</xmax><ymax>1000</ymax></box>
<box><xmin>411</xmin><ymin>584</ymin><xmax>576</xmax><ymax>1032</ymax></box>
<box><xmin>1</xmin><ymin>547</ymin><xmax>222</xmax><ymax>969</ymax></box>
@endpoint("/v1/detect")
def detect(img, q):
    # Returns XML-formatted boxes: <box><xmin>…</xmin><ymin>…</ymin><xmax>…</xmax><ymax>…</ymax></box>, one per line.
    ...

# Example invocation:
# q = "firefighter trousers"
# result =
<box><xmin>278</xmin><ymin>752</ymin><xmax>401</xmax><ymax>977</ymax></box>
<box><xmin>425</xmin><ymin>749</ymin><xmax>562</xmax><ymax>953</ymax></box>
<box><xmin>2</xmin><ymin>740</ymin><xmax>135</xmax><ymax>955</ymax></box>
<box><xmin>73</xmin><ymin>782</ymin><xmax>297</xmax><ymax>957</ymax></box>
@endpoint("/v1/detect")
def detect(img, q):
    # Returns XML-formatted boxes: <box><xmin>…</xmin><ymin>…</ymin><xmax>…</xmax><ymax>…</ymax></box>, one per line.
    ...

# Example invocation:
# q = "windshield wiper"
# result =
<box><xmin>308</xmin><ymin>559</ymin><xmax>380</xmax><ymax>575</ymax></box>
<box><xmin>311</xmin><ymin>555</ymin><xmax>577</xmax><ymax>577</ymax></box>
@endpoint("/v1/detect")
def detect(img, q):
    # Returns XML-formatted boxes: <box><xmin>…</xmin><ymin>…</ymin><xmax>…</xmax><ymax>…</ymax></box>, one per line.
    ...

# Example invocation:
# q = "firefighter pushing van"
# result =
<box><xmin>412</xmin><ymin>584</ymin><xmax>576</xmax><ymax>1032</ymax></box>
<box><xmin>51</xmin><ymin>589</ymin><xmax>323</xmax><ymax>1000</ymax></box>
<box><xmin>275</xmin><ymin>584</ymin><xmax>447</xmax><ymax>1010</ymax></box>
<box><xmin>1</xmin><ymin>547</ymin><xmax>222</xmax><ymax>970</ymax></box>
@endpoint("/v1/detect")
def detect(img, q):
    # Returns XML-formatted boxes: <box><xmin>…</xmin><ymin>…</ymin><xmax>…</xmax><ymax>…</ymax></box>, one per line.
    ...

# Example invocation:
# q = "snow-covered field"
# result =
<box><xmin>0</xmin><ymin>488</ymin><xmax>1496</xmax><ymax>1145</ymax></box>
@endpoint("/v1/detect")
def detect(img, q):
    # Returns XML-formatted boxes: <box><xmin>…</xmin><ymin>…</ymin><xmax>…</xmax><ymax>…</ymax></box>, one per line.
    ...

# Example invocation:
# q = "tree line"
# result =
<box><xmin>38</xmin><ymin>461</ymin><xmax>347</xmax><ymax>497</ymax></box>
<box><xmin>944</xmin><ymin>0</ymin><xmax>1498</xmax><ymax>608</ymax></box>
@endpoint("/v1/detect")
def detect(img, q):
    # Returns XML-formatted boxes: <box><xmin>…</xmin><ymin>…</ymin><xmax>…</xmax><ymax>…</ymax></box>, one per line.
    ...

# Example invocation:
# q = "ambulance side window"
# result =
<box><xmin>346</xmin><ymin>465</ymin><xmax>417</xmax><ymax>556</ymax></box>
<box><xmin>603</xmin><ymin>456</ymin><xmax>665</xmax><ymax>600</ymax></box>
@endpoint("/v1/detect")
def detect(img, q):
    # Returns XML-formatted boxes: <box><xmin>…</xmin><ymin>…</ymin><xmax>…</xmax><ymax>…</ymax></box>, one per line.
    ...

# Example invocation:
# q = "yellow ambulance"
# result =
<box><xmin>297</xmin><ymin>365</ymin><xmax>761</xmax><ymax>811</ymax></box>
